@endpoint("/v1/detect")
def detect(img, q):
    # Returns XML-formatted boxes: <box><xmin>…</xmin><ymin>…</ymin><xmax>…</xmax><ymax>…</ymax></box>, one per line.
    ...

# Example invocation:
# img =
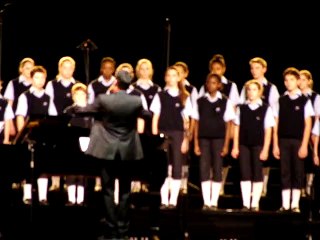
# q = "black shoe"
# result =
<box><xmin>277</xmin><ymin>207</ymin><xmax>290</xmax><ymax>213</ymax></box>
<box><xmin>210</xmin><ymin>206</ymin><xmax>219</xmax><ymax>211</ymax></box>
<box><xmin>291</xmin><ymin>207</ymin><xmax>301</xmax><ymax>213</ymax></box>
<box><xmin>23</xmin><ymin>199</ymin><xmax>32</xmax><ymax>205</ymax></box>
<box><xmin>167</xmin><ymin>204</ymin><xmax>176</xmax><ymax>209</ymax></box>
<box><xmin>65</xmin><ymin>201</ymin><xmax>76</xmax><ymax>206</ymax></box>
<box><xmin>202</xmin><ymin>205</ymin><xmax>210</xmax><ymax>211</ymax></box>
<box><xmin>39</xmin><ymin>200</ymin><xmax>49</xmax><ymax>206</ymax></box>
<box><xmin>251</xmin><ymin>207</ymin><xmax>259</xmax><ymax>212</ymax></box>
<box><xmin>160</xmin><ymin>204</ymin><xmax>168</xmax><ymax>210</ymax></box>
<box><xmin>241</xmin><ymin>206</ymin><xmax>250</xmax><ymax>212</ymax></box>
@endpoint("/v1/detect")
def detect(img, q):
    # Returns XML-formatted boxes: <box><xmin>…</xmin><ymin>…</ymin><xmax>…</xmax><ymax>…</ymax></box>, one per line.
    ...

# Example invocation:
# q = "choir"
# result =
<box><xmin>0</xmin><ymin>55</ymin><xmax>319</xmax><ymax>215</ymax></box>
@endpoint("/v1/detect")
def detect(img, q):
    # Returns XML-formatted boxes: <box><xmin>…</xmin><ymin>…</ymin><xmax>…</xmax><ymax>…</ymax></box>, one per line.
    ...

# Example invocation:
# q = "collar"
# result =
<box><xmin>136</xmin><ymin>79</ymin><xmax>154</xmax><ymax>87</ymax></box>
<box><xmin>258</xmin><ymin>78</ymin><xmax>268</xmax><ymax>85</ymax></box>
<box><xmin>29</xmin><ymin>86</ymin><xmax>45</xmax><ymax>96</ymax></box>
<box><xmin>245</xmin><ymin>98</ymin><xmax>263</xmax><ymax>106</ymax></box>
<box><xmin>18</xmin><ymin>75</ymin><xmax>31</xmax><ymax>85</ymax></box>
<box><xmin>164</xmin><ymin>87</ymin><xmax>179</xmax><ymax>97</ymax></box>
<box><xmin>183</xmin><ymin>79</ymin><xmax>190</xmax><ymax>86</ymax></box>
<box><xmin>57</xmin><ymin>77</ymin><xmax>76</xmax><ymax>84</ymax></box>
<box><xmin>284</xmin><ymin>89</ymin><xmax>302</xmax><ymax>97</ymax></box>
<box><xmin>221</xmin><ymin>76</ymin><xmax>228</xmax><ymax>84</ymax></box>
<box><xmin>303</xmin><ymin>89</ymin><xmax>313</xmax><ymax>96</ymax></box>
<box><xmin>204</xmin><ymin>91</ymin><xmax>222</xmax><ymax>102</ymax></box>
<box><xmin>98</xmin><ymin>75</ymin><xmax>116</xmax><ymax>84</ymax></box>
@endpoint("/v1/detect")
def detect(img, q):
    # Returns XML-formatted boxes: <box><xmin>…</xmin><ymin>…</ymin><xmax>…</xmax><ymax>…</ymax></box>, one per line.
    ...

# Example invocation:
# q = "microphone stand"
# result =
<box><xmin>0</xmin><ymin>2</ymin><xmax>13</xmax><ymax>81</ymax></box>
<box><xmin>165</xmin><ymin>18</ymin><xmax>171</xmax><ymax>68</ymax></box>
<box><xmin>76</xmin><ymin>39</ymin><xmax>98</xmax><ymax>85</ymax></box>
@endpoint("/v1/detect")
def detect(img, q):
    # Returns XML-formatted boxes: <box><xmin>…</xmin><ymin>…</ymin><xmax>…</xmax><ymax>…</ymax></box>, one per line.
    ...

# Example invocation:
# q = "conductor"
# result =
<box><xmin>82</xmin><ymin>70</ymin><xmax>148</xmax><ymax>240</ymax></box>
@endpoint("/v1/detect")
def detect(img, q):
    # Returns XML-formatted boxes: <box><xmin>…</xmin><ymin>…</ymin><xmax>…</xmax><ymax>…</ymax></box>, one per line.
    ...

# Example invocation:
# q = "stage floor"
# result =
<box><xmin>0</xmin><ymin>189</ymin><xmax>319</xmax><ymax>240</ymax></box>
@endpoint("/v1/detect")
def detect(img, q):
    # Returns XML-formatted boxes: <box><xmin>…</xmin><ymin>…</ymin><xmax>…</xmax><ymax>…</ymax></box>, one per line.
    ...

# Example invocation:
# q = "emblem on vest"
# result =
<box><xmin>175</xmin><ymin>103</ymin><xmax>180</xmax><ymax>108</ymax></box>
<box><xmin>149</xmin><ymin>95</ymin><xmax>153</xmax><ymax>99</ymax></box>
<box><xmin>256</xmin><ymin>116</ymin><xmax>261</xmax><ymax>121</ymax></box>
<box><xmin>295</xmin><ymin>105</ymin><xmax>300</xmax><ymax>111</ymax></box>
<box><xmin>43</xmin><ymin>102</ymin><xmax>48</xmax><ymax>106</ymax></box>
<box><xmin>216</xmin><ymin>107</ymin><xmax>221</xmax><ymax>112</ymax></box>
<box><xmin>66</xmin><ymin>93</ymin><xmax>71</xmax><ymax>98</ymax></box>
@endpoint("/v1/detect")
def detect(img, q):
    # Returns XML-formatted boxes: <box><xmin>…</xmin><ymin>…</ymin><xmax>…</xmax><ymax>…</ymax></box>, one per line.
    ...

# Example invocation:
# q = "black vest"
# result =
<box><xmin>197</xmin><ymin>96</ymin><xmax>227</xmax><ymax>138</ymax></box>
<box><xmin>221</xmin><ymin>80</ymin><xmax>233</xmax><ymax>97</ymax></box>
<box><xmin>261</xmin><ymin>82</ymin><xmax>272</xmax><ymax>104</ymax></box>
<box><xmin>0</xmin><ymin>98</ymin><xmax>8</xmax><ymax>121</ymax></box>
<box><xmin>278</xmin><ymin>94</ymin><xmax>308</xmax><ymax>139</ymax></box>
<box><xmin>132</xmin><ymin>83</ymin><xmax>160</xmax><ymax>135</ymax></box>
<box><xmin>132</xmin><ymin>83</ymin><xmax>160</xmax><ymax>108</ymax></box>
<box><xmin>51</xmin><ymin>80</ymin><xmax>78</xmax><ymax>115</ymax></box>
<box><xmin>308</xmin><ymin>91</ymin><xmax>318</xmax><ymax>126</ymax></box>
<box><xmin>91</xmin><ymin>79</ymin><xmax>113</xmax><ymax>97</ymax></box>
<box><xmin>25</xmin><ymin>91</ymin><xmax>50</xmax><ymax>119</ymax></box>
<box><xmin>0</xmin><ymin>99</ymin><xmax>7</xmax><ymax>141</ymax></box>
<box><xmin>12</xmin><ymin>78</ymin><xmax>31</xmax><ymax>112</ymax></box>
<box><xmin>239</xmin><ymin>103</ymin><xmax>268</xmax><ymax>146</ymax></box>
<box><xmin>158</xmin><ymin>91</ymin><xmax>184</xmax><ymax>132</ymax></box>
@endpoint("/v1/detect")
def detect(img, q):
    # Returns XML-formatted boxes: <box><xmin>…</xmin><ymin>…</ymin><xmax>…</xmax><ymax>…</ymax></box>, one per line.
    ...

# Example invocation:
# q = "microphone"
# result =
<box><xmin>76</xmin><ymin>39</ymin><xmax>98</xmax><ymax>50</ymax></box>
<box><xmin>86</xmin><ymin>39</ymin><xmax>98</xmax><ymax>50</ymax></box>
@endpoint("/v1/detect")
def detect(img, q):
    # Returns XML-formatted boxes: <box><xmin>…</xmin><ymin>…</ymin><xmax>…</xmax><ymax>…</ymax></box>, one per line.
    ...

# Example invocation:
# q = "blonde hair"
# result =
<box><xmin>18</xmin><ymin>57</ymin><xmax>35</xmax><ymax>74</ymax></box>
<box><xmin>71</xmin><ymin>82</ymin><xmax>87</xmax><ymax>96</ymax></box>
<box><xmin>56</xmin><ymin>56</ymin><xmax>76</xmax><ymax>79</ymax></box>
<box><xmin>135</xmin><ymin>58</ymin><xmax>154</xmax><ymax>79</ymax></box>
<box><xmin>300</xmin><ymin>69</ymin><xmax>314</xmax><ymax>89</ymax></box>
<box><xmin>115</xmin><ymin>63</ymin><xmax>135</xmax><ymax>79</ymax></box>
<box><xmin>249</xmin><ymin>57</ymin><xmax>267</xmax><ymax>68</ymax></box>
<box><xmin>244</xmin><ymin>79</ymin><xmax>264</xmax><ymax>98</ymax></box>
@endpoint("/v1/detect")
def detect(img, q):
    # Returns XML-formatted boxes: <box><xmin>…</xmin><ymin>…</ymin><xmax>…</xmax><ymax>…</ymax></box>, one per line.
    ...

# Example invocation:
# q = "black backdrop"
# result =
<box><xmin>1</xmin><ymin>1</ymin><xmax>320</xmax><ymax>94</ymax></box>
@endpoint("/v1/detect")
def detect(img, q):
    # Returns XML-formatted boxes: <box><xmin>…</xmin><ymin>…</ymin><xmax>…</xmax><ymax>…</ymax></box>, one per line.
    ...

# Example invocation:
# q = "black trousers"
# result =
<box><xmin>99</xmin><ymin>158</ymin><xmax>138</xmax><ymax>239</ymax></box>
<box><xmin>279</xmin><ymin>138</ymin><xmax>305</xmax><ymax>189</ymax></box>
<box><xmin>163</xmin><ymin>130</ymin><xmax>187</xmax><ymax>179</ymax></box>
<box><xmin>199</xmin><ymin>138</ymin><xmax>224</xmax><ymax>182</ymax></box>
<box><xmin>239</xmin><ymin>145</ymin><xmax>263</xmax><ymax>182</ymax></box>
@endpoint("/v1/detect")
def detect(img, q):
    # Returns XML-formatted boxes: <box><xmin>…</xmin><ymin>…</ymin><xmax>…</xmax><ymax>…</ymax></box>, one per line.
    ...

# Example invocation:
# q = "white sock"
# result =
<box><xmin>221</xmin><ymin>167</ymin><xmax>229</xmax><ymax>195</ymax></box>
<box><xmin>169</xmin><ymin>179</ymin><xmax>181</xmax><ymax>206</ymax></box>
<box><xmin>262</xmin><ymin>167</ymin><xmax>270</xmax><ymax>194</ymax></box>
<box><xmin>307</xmin><ymin>173</ymin><xmax>314</xmax><ymax>186</ymax></box>
<box><xmin>76</xmin><ymin>185</ymin><xmax>85</xmax><ymax>204</ymax></box>
<box><xmin>291</xmin><ymin>188</ymin><xmax>301</xmax><ymax>209</ymax></box>
<box><xmin>79</xmin><ymin>136</ymin><xmax>90</xmax><ymax>152</ymax></box>
<box><xmin>51</xmin><ymin>176</ymin><xmax>60</xmax><ymax>187</ymax></box>
<box><xmin>67</xmin><ymin>185</ymin><xmax>76</xmax><ymax>203</ymax></box>
<box><xmin>167</xmin><ymin>165</ymin><xmax>173</xmax><ymax>177</ymax></box>
<box><xmin>282</xmin><ymin>189</ymin><xmax>291</xmax><ymax>210</ymax></box>
<box><xmin>160</xmin><ymin>177</ymin><xmax>171</xmax><ymax>205</ymax></box>
<box><xmin>210</xmin><ymin>181</ymin><xmax>221</xmax><ymax>207</ymax></box>
<box><xmin>201</xmin><ymin>181</ymin><xmax>211</xmax><ymax>206</ymax></box>
<box><xmin>114</xmin><ymin>178</ymin><xmax>119</xmax><ymax>205</ymax></box>
<box><xmin>251</xmin><ymin>182</ymin><xmax>263</xmax><ymax>208</ymax></box>
<box><xmin>37</xmin><ymin>178</ymin><xmax>48</xmax><ymax>201</ymax></box>
<box><xmin>95</xmin><ymin>177</ymin><xmax>101</xmax><ymax>187</ymax></box>
<box><xmin>23</xmin><ymin>183</ymin><xmax>32</xmax><ymax>201</ymax></box>
<box><xmin>240</xmin><ymin>181</ymin><xmax>252</xmax><ymax>208</ymax></box>
<box><xmin>181</xmin><ymin>165</ymin><xmax>188</xmax><ymax>190</ymax></box>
